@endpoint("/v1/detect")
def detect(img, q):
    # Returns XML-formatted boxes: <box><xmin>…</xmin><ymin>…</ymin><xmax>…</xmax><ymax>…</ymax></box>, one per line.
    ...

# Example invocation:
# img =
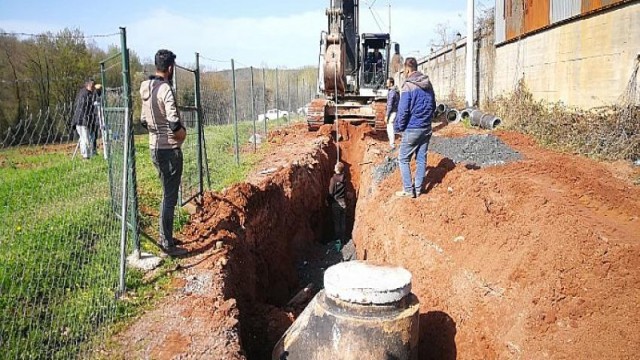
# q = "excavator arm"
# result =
<box><xmin>323</xmin><ymin>0</ymin><xmax>359</xmax><ymax>96</ymax></box>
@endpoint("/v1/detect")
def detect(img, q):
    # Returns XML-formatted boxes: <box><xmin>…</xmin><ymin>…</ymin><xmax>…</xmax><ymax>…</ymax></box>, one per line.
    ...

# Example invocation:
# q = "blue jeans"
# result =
<box><xmin>398</xmin><ymin>129</ymin><xmax>431</xmax><ymax>194</ymax></box>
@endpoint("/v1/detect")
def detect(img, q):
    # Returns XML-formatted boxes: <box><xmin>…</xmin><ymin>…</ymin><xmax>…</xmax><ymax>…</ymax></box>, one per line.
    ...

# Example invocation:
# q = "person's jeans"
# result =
<box><xmin>398</xmin><ymin>129</ymin><xmax>431</xmax><ymax>194</ymax></box>
<box><xmin>151</xmin><ymin>148</ymin><xmax>183</xmax><ymax>247</ymax></box>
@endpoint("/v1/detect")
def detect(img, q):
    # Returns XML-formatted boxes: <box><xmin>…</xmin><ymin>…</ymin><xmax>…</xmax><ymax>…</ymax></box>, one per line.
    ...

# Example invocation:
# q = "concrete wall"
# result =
<box><xmin>418</xmin><ymin>2</ymin><xmax>640</xmax><ymax>109</ymax></box>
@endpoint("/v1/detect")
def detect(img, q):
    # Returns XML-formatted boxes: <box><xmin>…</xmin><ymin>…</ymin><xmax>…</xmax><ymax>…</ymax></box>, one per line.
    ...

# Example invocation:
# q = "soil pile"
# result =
<box><xmin>354</xmin><ymin>128</ymin><xmax>640</xmax><ymax>359</ymax></box>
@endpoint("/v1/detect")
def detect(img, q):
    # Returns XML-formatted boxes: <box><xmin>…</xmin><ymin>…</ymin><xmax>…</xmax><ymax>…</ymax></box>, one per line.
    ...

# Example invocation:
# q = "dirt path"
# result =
<box><xmin>103</xmin><ymin>122</ymin><xmax>639</xmax><ymax>359</ymax></box>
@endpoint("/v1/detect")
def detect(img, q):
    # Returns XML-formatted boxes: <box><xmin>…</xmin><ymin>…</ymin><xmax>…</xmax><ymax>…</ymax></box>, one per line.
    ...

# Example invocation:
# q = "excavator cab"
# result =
<box><xmin>360</xmin><ymin>33</ymin><xmax>390</xmax><ymax>94</ymax></box>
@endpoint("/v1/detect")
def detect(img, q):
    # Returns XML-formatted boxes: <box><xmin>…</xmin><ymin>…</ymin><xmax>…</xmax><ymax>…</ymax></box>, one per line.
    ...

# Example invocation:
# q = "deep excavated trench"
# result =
<box><xmin>182</xmin><ymin>122</ymin><xmax>640</xmax><ymax>359</ymax></box>
<box><xmin>197</xmin><ymin>124</ymin><xmax>370</xmax><ymax>359</ymax></box>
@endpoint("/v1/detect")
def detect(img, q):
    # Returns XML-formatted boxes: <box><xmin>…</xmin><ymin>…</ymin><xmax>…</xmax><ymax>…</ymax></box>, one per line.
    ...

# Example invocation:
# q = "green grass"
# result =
<box><xmin>0</xmin><ymin>117</ymin><xmax>291</xmax><ymax>358</ymax></box>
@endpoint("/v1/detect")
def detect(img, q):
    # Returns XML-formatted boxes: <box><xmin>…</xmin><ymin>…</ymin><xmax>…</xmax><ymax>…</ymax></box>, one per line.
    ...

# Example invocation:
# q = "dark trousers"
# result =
<box><xmin>331</xmin><ymin>201</ymin><xmax>346</xmax><ymax>243</ymax></box>
<box><xmin>151</xmin><ymin>148</ymin><xmax>183</xmax><ymax>247</ymax></box>
<box><xmin>91</xmin><ymin>124</ymin><xmax>99</xmax><ymax>153</ymax></box>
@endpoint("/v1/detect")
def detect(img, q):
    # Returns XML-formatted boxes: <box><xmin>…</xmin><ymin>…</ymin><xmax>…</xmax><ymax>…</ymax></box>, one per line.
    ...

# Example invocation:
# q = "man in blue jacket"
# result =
<box><xmin>394</xmin><ymin>57</ymin><xmax>436</xmax><ymax>198</ymax></box>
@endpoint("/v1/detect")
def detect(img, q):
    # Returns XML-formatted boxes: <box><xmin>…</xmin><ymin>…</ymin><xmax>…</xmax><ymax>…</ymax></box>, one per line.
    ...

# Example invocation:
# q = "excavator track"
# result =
<box><xmin>372</xmin><ymin>99</ymin><xmax>387</xmax><ymax>133</ymax></box>
<box><xmin>306</xmin><ymin>98</ymin><xmax>388</xmax><ymax>133</ymax></box>
<box><xmin>306</xmin><ymin>98</ymin><xmax>330</xmax><ymax>131</ymax></box>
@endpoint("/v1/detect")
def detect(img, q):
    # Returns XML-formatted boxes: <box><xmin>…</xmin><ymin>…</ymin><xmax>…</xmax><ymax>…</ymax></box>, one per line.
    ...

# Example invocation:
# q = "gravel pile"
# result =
<box><xmin>183</xmin><ymin>273</ymin><xmax>213</xmax><ymax>295</ymax></box>
<box><xmin>429</xmin><ymin>134</ymin><xmax>522</xmax><ymax>168</ymax></box>
<box><xmin>372</xmin><ymin>156</ymin><xmax>398</xmax><ymax>184</ymax></box>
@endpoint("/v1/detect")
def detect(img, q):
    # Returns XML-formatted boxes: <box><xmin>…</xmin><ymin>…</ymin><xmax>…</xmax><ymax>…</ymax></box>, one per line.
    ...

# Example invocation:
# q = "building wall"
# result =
<box><xmin>418</xmin><ymin>2</ymin><xmax>639</xmax><ymax>109</ymax></box>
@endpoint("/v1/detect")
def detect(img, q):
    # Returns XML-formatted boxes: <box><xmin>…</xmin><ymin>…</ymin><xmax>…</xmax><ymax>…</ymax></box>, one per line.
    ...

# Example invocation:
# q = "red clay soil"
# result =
<box><xmin>102</xmin><ymin>124</ymin><xmax>337</xmax><ymax>359</ymax></box>
<box><xmin>103</xmin><ymin>121</ymin><xmax>639</xmax><ymax>359</ymax></box>
<box><xmin>353</xmin><ymin>124</ymin><xmax>640</xmax><ymax>359</ymax></box>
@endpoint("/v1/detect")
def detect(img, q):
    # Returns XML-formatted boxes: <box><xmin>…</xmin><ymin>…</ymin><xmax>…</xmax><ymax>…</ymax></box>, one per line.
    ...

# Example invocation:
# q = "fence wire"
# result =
<box><xmin>0</xmin><ymin>65</ymin><xmax>126</xmax><ymax>359</ymax></box>
<box><xmin>198</xmin><ymin>57</ymin><xmax>317</xmax><ymax>181</ymax></box>
<box><xmin>1</xmin><ymin>38</ymin><xmax>318</xmax><ymax>358</ymax></box>
<box><xmin>174</xmin><ymin>64</ymin><xmax>202</xmax><ymax>205</ymax></box>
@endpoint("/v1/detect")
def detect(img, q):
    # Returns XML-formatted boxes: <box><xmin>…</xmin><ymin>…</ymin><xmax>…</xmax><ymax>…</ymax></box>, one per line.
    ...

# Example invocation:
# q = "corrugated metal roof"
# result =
<box><xmin>551</xmin><ymin>0</ymin><xmax>581</xmax><ymax>23</ymax></box>
<box><xmin>524</xmin><ymin>0</ymin><xmax>550</xmax><ymax>33</ymax></box>
<box><xmin>495</xmin><ymin>0</ymin><xmax>507</xmax><ymax>44</ymax></box>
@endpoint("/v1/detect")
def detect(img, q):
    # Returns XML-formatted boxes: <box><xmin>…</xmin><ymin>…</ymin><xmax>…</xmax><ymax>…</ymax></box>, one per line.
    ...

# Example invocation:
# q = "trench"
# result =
<box><xmin>216</xmin><ymin>124</ymin><xmax>369</xmax><ymax>359</ymax></box>
<box><xmin>191</xmin><ymin>121</ymin><xmax>640</xmax><ymax>359</ymax></box>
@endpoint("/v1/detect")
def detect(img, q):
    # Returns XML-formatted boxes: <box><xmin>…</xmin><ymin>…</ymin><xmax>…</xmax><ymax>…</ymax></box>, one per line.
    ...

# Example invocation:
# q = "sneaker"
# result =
<box><xmin>164</xmin><ymin>246</ymin><xmax>188</xmax><ymax>257</ymax></box>
<box><xmin>158</xmin><ymin>241</ymin><xmax>188</xmax><ymax>257</ymax></box>
<box><xmin>395</xmin><ymin>190</ymin><xmax>415</xmax><ymax>198</ymax></box>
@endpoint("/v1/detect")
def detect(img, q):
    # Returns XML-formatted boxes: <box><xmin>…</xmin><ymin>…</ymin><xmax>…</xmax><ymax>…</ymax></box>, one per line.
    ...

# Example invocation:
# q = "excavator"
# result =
<box><xmin>307</xmin><ymin>0</ymin><xmax>394</xmax><ymax>132</ymax></box>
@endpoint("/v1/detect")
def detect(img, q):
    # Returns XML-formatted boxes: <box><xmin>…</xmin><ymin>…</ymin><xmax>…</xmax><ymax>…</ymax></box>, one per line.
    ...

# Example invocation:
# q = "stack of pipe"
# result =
<box><xmin>434</xmin><ymin>102</ymin><xmax>502</xmax><ymax>130</ymax></box>
<box><xmin>460</xmin><ymin>107</ymin><xmax>502</xmax><ymax>130</ymax></box>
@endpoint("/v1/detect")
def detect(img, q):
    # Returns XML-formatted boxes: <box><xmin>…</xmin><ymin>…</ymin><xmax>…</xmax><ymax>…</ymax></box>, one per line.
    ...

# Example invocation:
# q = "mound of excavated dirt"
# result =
<box><xmin>105</xmin><ymin>122</ymin><xmax>639</xmax><ymax>360</ymax></box>
<box><xmin>354</xmin><ymin>127</ymin><xmax>640</xmax><ymax>359</ymax></box>
<box><xmin>103</xmin><ymin>124</ymin><xmax>342</xmax><ymax>359</ymax></box>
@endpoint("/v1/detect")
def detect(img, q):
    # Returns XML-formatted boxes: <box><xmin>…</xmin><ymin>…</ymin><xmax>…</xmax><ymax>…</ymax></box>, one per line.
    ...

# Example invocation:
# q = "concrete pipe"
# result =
<box><xmin>463</xmin><ymin>108</ymin><xmax>484</xmax><ymax>126</ymax></box>
<box><xmin>446</xmin><ymin>109</ymin><xmax>460</xmax><ymax>123</ymax></box>
<box><xmin>479</xmin><ymin>114</ymin><xmax>502</xmax><ymax>130</ymax></box>
<box><xmin>435</xmin><ymin>103</ymin><xmax>449</xmax><ymax>117</ymax></box>
<box><xmin>434</xmin><ymin>103</ymin><xmax>449</xmax><ymax>121</ymax></box>
<box><xmin>273</xmin><ymin>261</ymin><xmax>420</xmax><ymax>360</ymax></box>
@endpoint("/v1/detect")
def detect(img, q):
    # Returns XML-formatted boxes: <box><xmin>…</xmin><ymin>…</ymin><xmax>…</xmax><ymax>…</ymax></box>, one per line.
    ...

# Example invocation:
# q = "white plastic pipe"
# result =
<box><xmin>465</xmin><ymin>0</ymin><xmax>474</xmax><ymax>107</ymax></box>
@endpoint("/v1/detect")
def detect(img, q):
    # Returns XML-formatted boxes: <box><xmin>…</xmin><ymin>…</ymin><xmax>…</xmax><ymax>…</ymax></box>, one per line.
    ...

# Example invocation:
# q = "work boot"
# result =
<box><xmin>160</xmin><ymin>245</ymin><xmax>188</xmax><ymax>257</ymax></box>
<box><xmin>395</xmin><ymin>190</ymin><xmax>415</xmax><ymax>198</ymax></box>
<box><xmin>158</xmin><ymin>238</ymin><xmax>188</xmax><ymax>257</ymax></box>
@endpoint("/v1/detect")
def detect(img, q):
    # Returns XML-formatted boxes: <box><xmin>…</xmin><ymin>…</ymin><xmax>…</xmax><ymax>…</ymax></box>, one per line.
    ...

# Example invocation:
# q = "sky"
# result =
<box><xmin>0</xmin><ymin>0</ymin><xmax>491</xmax><ymax>69</ymax></box>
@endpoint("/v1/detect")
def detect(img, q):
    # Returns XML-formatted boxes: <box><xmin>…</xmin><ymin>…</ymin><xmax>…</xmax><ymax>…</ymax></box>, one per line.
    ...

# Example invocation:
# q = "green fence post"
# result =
<box><xmin>118</xmin><ymin>27</ymin><xmax>132</xmax><ymax>296</ymax></box>
<box><xmin>124</xmin><ymin>47</ymin><xmax>141</xmax><ymax>260</ymax></box>
<box><xmin>276</xmin><ymin>68</ymin><xmax>280</xmax><ymax>122</ymax></box>
<box><xmin>287</xmin><ymin>73</ymin><xmax>291</xmax><ymax>124</ymax></box>
<box><xmin>262</xmin><ymin>68</ymin><xmax>267</xmax><ymax>136</ymax></box>
<box><xmin>194</xmin><ymin>52</ymin><xmax>204</xmax><ymax>198</ymax></box>
<box><xmin>250</xmin><ymin>66</ymin><xmax>256</xmax><ymax>153</ymax></box>
<box><xmin>231</xmin><ymin>59</ymin><xmax>240</xmax><ymax>165</ymax></box>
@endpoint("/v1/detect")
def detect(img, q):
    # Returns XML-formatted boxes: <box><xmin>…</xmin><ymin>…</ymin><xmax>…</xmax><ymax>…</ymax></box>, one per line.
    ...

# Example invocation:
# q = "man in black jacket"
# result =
<box><xmin>328</xmin><ymin>162</ymin><xmax>347</xmax><ymax>246</ymax></box>
<box><xmin>71</xmin><ymin>79</ymin><xmax>97</xmax><ymax>159</ymax></box>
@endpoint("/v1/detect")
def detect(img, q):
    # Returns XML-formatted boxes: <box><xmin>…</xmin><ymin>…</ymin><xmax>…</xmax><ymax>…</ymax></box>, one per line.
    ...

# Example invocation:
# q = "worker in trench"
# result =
<box><xmin>327</xmin><ymin>162</ymin><xmax>347</xmax><ymax>250</ymax></box>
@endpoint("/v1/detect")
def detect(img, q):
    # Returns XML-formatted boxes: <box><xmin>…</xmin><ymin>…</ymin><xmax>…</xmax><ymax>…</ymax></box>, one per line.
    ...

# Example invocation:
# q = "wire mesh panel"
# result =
<box><xmin>0</xmin><ymin>31</ymin><xmax>126</xmax><ymax>359</ymax></box>
<box><xmin>199</xmin><ymin>58</ymin><xmax>242</xmax><ymax>189</ymax></box>
<box><xmin>101</xmin><ymin>52</ymin><xmax>139</xmax><ymax>252</ymax></box>
<box><xmin>174</xmin><ymin>64</ymin><xmax>203</xmax><ymax>205</ymax></box>
<box><xmin>197</xmin><ymin>58</ymin><xmax>318</xmax><ymax>188</ymax></box>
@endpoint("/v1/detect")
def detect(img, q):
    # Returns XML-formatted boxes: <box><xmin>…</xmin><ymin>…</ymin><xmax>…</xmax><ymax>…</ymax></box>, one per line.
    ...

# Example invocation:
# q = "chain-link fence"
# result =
<box><xmin>0</xmin><ymin>29</ymin><xmax>137</xmax><ymax>359</ymax></box>
<box><xmin>1</xmin><ymin>28</ymin><xmax>318</xmax><ymax>358</ymax></box>
<box><xmin>197</xmin><ymin>56</ymin><xmax>317</xmax><ymax>191</ymax></box>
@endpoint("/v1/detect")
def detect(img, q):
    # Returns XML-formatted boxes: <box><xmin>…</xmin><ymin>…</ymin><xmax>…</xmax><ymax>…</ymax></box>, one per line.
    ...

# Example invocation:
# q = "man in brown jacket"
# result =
<box><xmin>140</xmin><ymin>49</ymin><xmax>187</xmax><ymax>256</ymax></box>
